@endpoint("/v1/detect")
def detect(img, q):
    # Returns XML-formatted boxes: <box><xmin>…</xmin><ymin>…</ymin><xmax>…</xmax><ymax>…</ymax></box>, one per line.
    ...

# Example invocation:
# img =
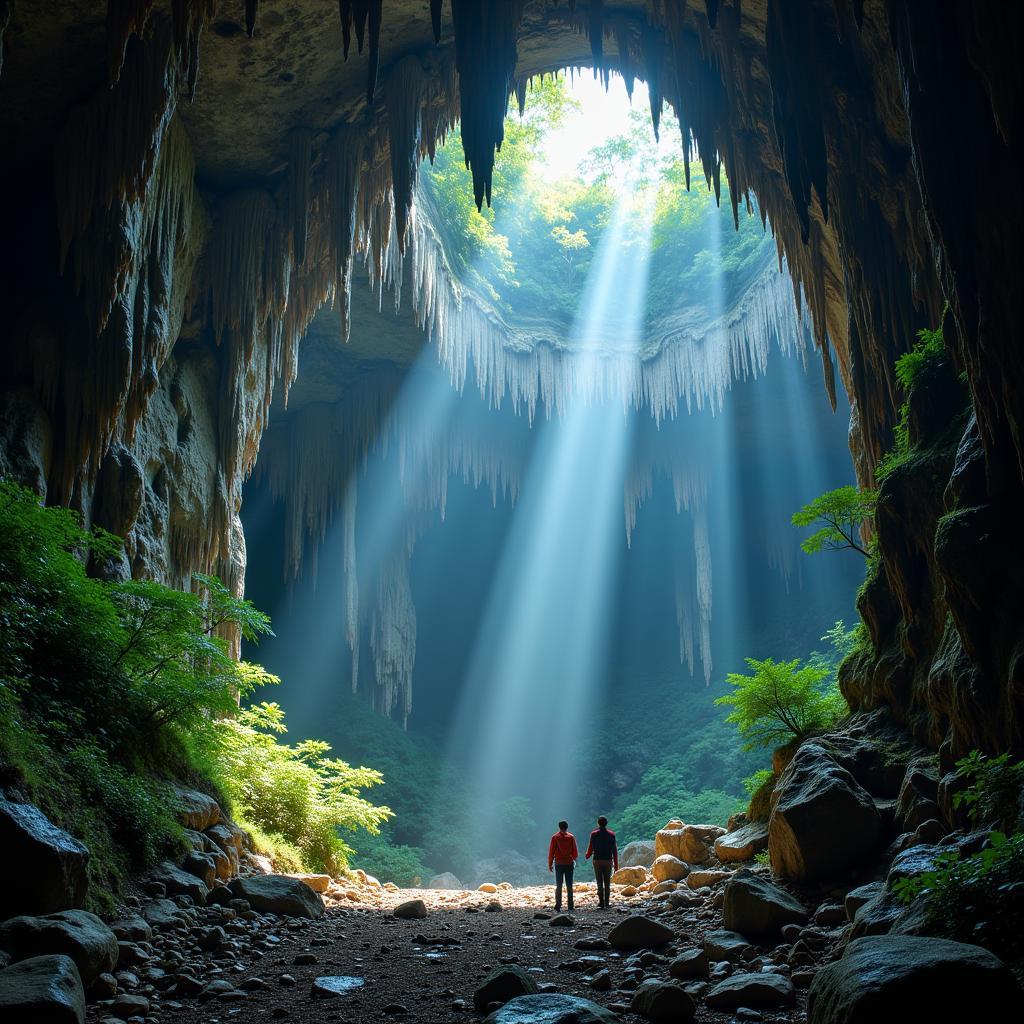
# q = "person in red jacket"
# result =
<box><xmin>547</xmin><ymin>820</ymin><xmax>578</xmax><ymax>912</ymax></box>
<box><xmin>585</xmin><ymin>816</ymin><xmax>619</xmax><ymax>909</ymax></box>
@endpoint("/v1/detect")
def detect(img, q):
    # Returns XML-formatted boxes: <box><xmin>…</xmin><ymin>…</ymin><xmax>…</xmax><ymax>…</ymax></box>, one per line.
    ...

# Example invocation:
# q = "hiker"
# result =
<box><xmin>547</xmin><ymin>819</ymin><xmax>578</xmax><ymax>912</ymax></box>
<box><xmin>585</xmin><ymin>815</ymin><xmax>618</xmax><ymax>909</ymax></box>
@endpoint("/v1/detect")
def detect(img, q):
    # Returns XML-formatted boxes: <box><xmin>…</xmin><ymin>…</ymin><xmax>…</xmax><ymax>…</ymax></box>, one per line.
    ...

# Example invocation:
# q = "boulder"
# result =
<box><xmin>0</xmin><ymin>955</ymin><xmax>85</xmax><ymax>1024</ymax></box>
<box><xmin>171</xmin><ymin>786</ymin><xmax>220</xmax><ymax>831</ymax></box>
<box><xmin>668</xmin><ymin>948</ymin><xmax>708</xmax><ymax>980</ymax></box>
<box><xmin>0</xmin><ymin>911</ymin><xmax>118</xmax><ymax>984</ymax></box>
<box><xmin>428</xmin><ymin>872</ymin><xmax>463</xmax><ymax>890</ymax></box>
<box><xmin>807</xmin><ymin>936</ymin><xmax>1022</xmax><ymax>1022</ymax></box>
<box><xmin>629</xmin><ymin>978</ymin><xmax>695</xmax><ymax>1021</ymax></box>
<box><xmin>651</xmin><ymin>881</ymin><xmax>677</xmax><ymax>894</ymax></box>
<box><xmin>655</xmin><ymin>824</ymin><xmax>723</xmax><ymax>864</ymax></box>
<box><xmin>228</xmin><ymin>876</ymin><xmax>325</xmax><ymax>919</ymax></box>
<box><xmin>150</xmin><ymin>861</ymin><xmax>209</xmax><ymax>904</ymax></box>
<box><xmin>895</xmin><ymin>763</ymin><xmax>941</xmax><ymax>832</ymax></box>
<box><xmin>483</xmin><ymin>994</ymin><xmax>619</xmax><ymax>1024</ymax></box>
<box><xmin>714</xmin><ymin>821</ymin><xmax>769</xmax><ymax>862</ymax></box>
<box><xmin>611</xmin><ymin>865</ymin><xmax>647</xmax><ymax>886</ymax></box>
<box><xmin>607</xmin><ymin>916</ymin><xmax>674</xmax><ymax>950</ymax></box>
<box><xmin>139</xmin><ymin>899</ymin><xmax>183</xmax><ymax>930</ymax></box>
<box><xmin>180</xmin><ymin>851</ymin><xmax>217</xmax><ymax>887</ymax></box>
<box><xmin>651</xmin><ymin>855</ymin><xmax>688</xmax><ymax>882</ymax></box>
<box><xmin>848</xmin><ymin>888</ymin><xmax>906</xmax><ymax>939</ymax></box>
<box><xmin>843</xmin><ymin>882</ymin><xmax>882</xmax><ymax>922</ymax></box>
<box><xmin>703</xmin><ymin>930</ymin><xmax>753</xmax><ymax>962</ymax></box>
<box><xmin>286</xmin><ymin>873</ymin><xmax>331</xmax><ymax>894</ymax></box>
<box><xmin>706</xmin><ymin>972</ymin><xmax>795</xmax><ymax>1009</ymax></box>
<box><xmin>473</xmin><ymin>966</ymin><xmax>538</xmax><ymax>1011</ymax></box>
<box><xmin>0</xmin><ymin>799</ymin><xmax>90</xmax><ymax>916</ymax></box>
<box><xmin>619</xmin><ymin>840</ymin><xmax>656</xmax><ymax>868</ymax></box>
<box><xmin>109</xmin><ymin>916</ymin><xmax>151</xmax><ymax>943</ymax></box>
<box><xmin>686</xmin><ymin>869</ymin><xmax>731</xmax><ymax>889</ymax></box>
<box><xmin>205</xmin><ymin>823</ymin><xmax>243</xmax><ymax>855</ymax></box>
<box><xmin>393</xmin><ymin>900</ymin><xmax>427</xmax><ymax>920</ymax></box>
<box><xmin>478</xmin><ymin>883</ymin><xmax>499</xmax><ymax>894</ymax></box>
<box><xmin>768</xmin><ymin>743</ymin><xmax>882</xmax><ymax>882</ymax></box>
<box><xmin>722</xmin><ymin>870</ymin><xmax>808</xmax><ymax>937</ymax></box>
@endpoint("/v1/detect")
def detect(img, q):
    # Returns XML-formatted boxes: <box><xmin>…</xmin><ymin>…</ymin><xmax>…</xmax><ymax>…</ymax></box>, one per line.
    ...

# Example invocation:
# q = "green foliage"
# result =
<box><xmin>349</xmin><ymin>832</ymin><xmax>431</xmax><ymax>888</ymax></box>
<box><xmin>743</xmin><ymin>768</ymin><xmax>774</xmax><ymax>797</ymax></box>
<box><xmin>791</xmin><ymin>486</ymin><xmax>877</xmax><ymax>558</ymax></box>
<box><xmin>195</xmin><ymin>702</ymin><xmax>392</xmax><ymax>876</ymax></box>
<box><xmin>754</xmin><ymin>850</ymin><xmax>771</xmax><ymax>867</ymax></box>
<box><xmin>952</xmin><ymin>751</ymin><xmax>1024</xmax><ymax>833</ymax></box>
<box><xmin>716</xmin><ymin>656</ymin><xmax>846</xmax><ymax>752</ymax></box>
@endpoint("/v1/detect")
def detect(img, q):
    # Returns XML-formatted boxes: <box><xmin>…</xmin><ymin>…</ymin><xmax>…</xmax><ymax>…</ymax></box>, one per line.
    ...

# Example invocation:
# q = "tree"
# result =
<box><xmin>791</xmin><ymin>486</ymin><xmax>877</xmax><ymax>557</ymax></box>
<box><xmin>715</xmin><ymin>657</ymin><xmax>846</xmax><ymax>751</ymax></box>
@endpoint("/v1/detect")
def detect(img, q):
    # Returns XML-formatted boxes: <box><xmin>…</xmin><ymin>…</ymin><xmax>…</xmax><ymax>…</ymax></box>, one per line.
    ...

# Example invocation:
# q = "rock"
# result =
<box><xmin>286</xmin><ymin>873</ymin><xmax>331</xmax><ymax>893</ymax></box>
<box><xmin>393</xmin><ymin>899</ymin><xmax>427</xmax><ymax>920</ymax></box>
<box><xmin>0</xmin><ymin>911</ymin><xmax>118</xmax><ymax>984</ymax></box>
<box><xmin>110</xmin><ymin>993</ymin><xmax>149</xmax><ymax>1019</ymax></box>
<box><xmin>428</xmin><ymin>872</ymin><xmax>463</xmax><ymax>890</ymax></box>
<box><xmin>0</xmin><ymin>955</ymin><xmax>85</xmax><ymax>1024</ymax></box>
<box><xmin>722</xmin><ymin>871</ymin><xmax>808</xmax><ymax>937</ymax></box>
<box><xmin>88</xmin><ymin>972</ymin><xmax>117</xmax><ymax>1000</ymax></box>
<box><xmin>655</xmin><ymin>824</ymin><xmax>724</xmax><ymax>864</ymax></box>
<box><xmin>619</xmin><ymin>841</ymin><xmax>656</xmax><ymax>868</ymax></box>
<box><xmin>548</xmin><ymin>914</ymin><xmax>575</xmax><ymax>928</ymax></box>
<box><xmin>620</xmin><ymin>885</ymin><xmax>637</xmax><ymax>897</ymax></box>
<box><xmin>310</xmin><ymin>975</ymin><xmax>364</xmax><ymax>998</ymax></box>
<box><xmin>180</xmin><ymin>851</ymin><xmax>217</xmax><ymax>887</ymax></box>
<box><xmin>587</xmin><ymin>969</ymin><xmax>611</xmax><ymax>991</ymax></box>
<box><xmin>138</xmin><ymin>900</ymin><xmax>182</xmax><ymax>930</ymax></box>
<box><xmin>150</xmin><ymin>862</ymin><xmax>209</xmax><ymax>904</ymax></box>
<box><xmin>610</xmin><ymin>865</ymin><xmax>647</xmax><ymax>886</ymax></box>
<box><xmin>705</xmin><ymin>972</ymin><xmax>795</xmax><ymax>1009</ymax></box>
<box><xmin>171</xmin><ymin>786</ymin><xmax>220</xmax><ymax>831</ymax></box>
<box><xmin>205</xmin><ymin>823</ymin><xmax>243</xmax><ymax>855</ymax></box>
<box><xmin>651</xmin><ymin>880</ymin><xmax>677</xmax><ymax>894</ymax></box>
<box><xmin>843</xmin><ymin>882</ymin><xmax>882</xmax><ymax>922</ymax></box>
<box><xmin>886</xmin><ymin>843</ymin><xmax>942</xmax><ymax>887</ymax></box>
<box><xmin>768</xmin><ymin>743</ymin><xmax>883</xmax><ymax>882</ymax></box>
<box><xmin>814</xmin><ymin>902</ymin><xmax>847</xmax><ymax>927</ymax></box>
<box><xmin>807</xmin><ymin>936</ymin><xmax>1022</xmax><ymax>1022</ymax></box>
<box><xmin>668</xmin><ymin>948</ymin><xmax>708</xmax><ymax>980</ymax></box>
<box><xmin>714</xmin><ymin>822</ymin><xmax>769</xmax><ymax>862</ymax></box>
<box><xmin>667</xmin><ymin>889</ymin><xmax>701</xmax><ymax>910</ymax></box>
<box><xmin>229</xmin><ymin>876</ymin><xmax>325</xmax><ymax>919</ymax></box>
<box><xmin>629</xmin><ymin>978</ymin><xmax>696</xmax><ymax>1022</ymax></box>
<box><xmin>485</xmin><ymin>900</ymin><xmax>503</xmax><ymax>912</ymax></box>
<box><xmin>703</xmin><ymin>930</ymin><xmax>753</xmax><ymax>962</ymax></box>
<box><xmin>912</xmin><ymin>818</ymin><xmax>947</xmax><ymax>845</ymax></box>
<box><xmin>607</xmin><ymin>916</ymin><xmax>674</xmax><ymax>950</ymax></box>
<box><xmin>109</xmin><ymin>916</ymin><xmax>151</xmax><ymax>944</ymax></box>
<box><xmin>849</xmin><ymin>888</ymin><xmax>905</xmax><ymax>939</ymax></box>
<box><xmin>0</xmin><ymin>799</ymin><xmax>90</xmax><ymax>916</ymax></box>
<box><xmin>686</xmin><ymin>869</ymin><xmax>731</xmax><ymax>889</ymax></box>
<box><xmin>651</xmin><ymin>855</ymin><xmax>688</xmax><ymax>882</ymax></box>
<box><xmin>473</xmin><ymin>966</ymin><xmax>539</xmax><ymax>1011</ymax></box>
<box><xmin>483</xmin><ymin>994</ymin><xmax>619</xmax><ymax>1023</ymax></box>
<box><xmin>478</xmin><ymin>883</ymin><xmax>499</xmax><ymax>894</ymax></box>
<box><xmin>895</xmin><ymin>763</ymin><xmax>940</xmax><ymax>832</ymax></box>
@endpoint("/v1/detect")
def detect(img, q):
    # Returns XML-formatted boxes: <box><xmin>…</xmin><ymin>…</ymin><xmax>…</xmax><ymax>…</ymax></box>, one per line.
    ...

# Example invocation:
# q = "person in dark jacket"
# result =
<box><xmin>547</xmin><ymin>820</ymin><xmax>578</xmax><ymax>912</ymax></box>
<box><xmin>585</xmin><ymin>816</ymin><xmax>618</xmax><ymax>909</ymax></box>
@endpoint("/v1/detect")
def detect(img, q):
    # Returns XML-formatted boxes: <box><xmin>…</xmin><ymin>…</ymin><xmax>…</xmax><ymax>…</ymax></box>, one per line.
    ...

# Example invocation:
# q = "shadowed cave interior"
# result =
<box><xmin>1</xmin><ymin>3</ymin><xmax>1023</xmax><ymax>1023</ymax></box>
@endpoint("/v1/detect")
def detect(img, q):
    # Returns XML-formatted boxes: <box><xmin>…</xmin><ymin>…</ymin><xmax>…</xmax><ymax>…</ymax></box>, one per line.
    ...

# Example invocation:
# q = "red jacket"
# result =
<box><xmin>548</xmin><ymin>830</ymin><xmax>579</xmax><ymax>869</ymax></box>
<box><xmin>585</xmin><ymin>827</ymin><xmax>618</xmax><ymax>870</ymax></box>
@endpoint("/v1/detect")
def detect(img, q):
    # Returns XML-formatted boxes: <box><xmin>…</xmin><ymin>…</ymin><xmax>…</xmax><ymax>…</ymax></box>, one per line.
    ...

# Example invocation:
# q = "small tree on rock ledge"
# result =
<box><xmin>791</xmin><ymin>485</ymin><xmax>877</xmax><ymax>558</ymax></box>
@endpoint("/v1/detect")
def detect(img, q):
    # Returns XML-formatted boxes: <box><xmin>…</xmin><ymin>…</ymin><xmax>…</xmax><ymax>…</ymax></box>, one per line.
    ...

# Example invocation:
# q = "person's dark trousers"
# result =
<box><xmin>554</xmin><ymin>863</ymin><xmax>574</xmax><ymax>911</ymax></box>
<box><xmin>593</xmin><ymin>859</ymin><xmax>613</xmax><ymax>908</ymax></box>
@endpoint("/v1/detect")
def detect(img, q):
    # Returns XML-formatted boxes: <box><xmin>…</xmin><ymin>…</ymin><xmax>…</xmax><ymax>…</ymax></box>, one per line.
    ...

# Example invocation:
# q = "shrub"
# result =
<box><xmin>953</xmin><ymin>751</ymin><xmax>1024</xmax><ymax>832</ymax></box>
<box><xmin>792</xmin><ymin>486</ymin><xmax>877</xmax><ymax>558</ymax></box>
<box><xmin>715</xmin><ymin>657</ymin><xmax>846</xmax><ymax>752</ymax></box>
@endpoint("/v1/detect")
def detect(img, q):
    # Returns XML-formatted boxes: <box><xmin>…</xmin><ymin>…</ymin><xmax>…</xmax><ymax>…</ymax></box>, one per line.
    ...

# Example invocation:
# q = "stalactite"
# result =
<box><xmin>0</xmin><ymin>0</ymin><xmax>12</xmax><ymax>77</ymax></box>
<box><xmin>287</xmin><ymin>127</ymin><xmax>313</xmax><ymax>269</ymax></box>
<box><xmin>171</xmin><ymin>0</ymin><xmax>218</xmax><ymax>101</ymax></box>
<box><xmin>641</xmin><ymin>23</ymin><xmax>665</xmax><ymax>140</ymax></box>
<box><xmin>339</xmin><ymin>0</ymin><xmax>383</xmax><ymax>103</ymax></box>
<box><xmin>245</xmin><ymin>0</ymin><xmax>258</xmax><ymax>38</ymax></box>
<box><xmin>384</xmin><ymin>55</ymin><xmax>426</xmax><ymax>252</ymax></box>
<box><xmin>326</xmin><ymin>123</ymin><xmax>365</xmax><ymax>341</ymax></box>
<box><xmin>106</xmin><ymin>0</ymin><xmax>154</xmax><ymax>84</ymax></box>
<box><xmin>693</xmin><ymin>506</ymin><xmax>713</xmax><ymax>685</ymax></box>
<box><xmin>344</xmin><ymin>482</ymin><xmax>360</xmax><ymax>693</ymax></box>
<box><xmin>370</xmin><ymin>541</ymin><xmax>418</xmax><ymax>726</ymax></box>
<box><xmin>430</xmin><ymin>0</ymin><xmax>443</xmax><ymax>43</ymax></box>
<box><xmin>450</xmin><ymin>0</ymin><xmax>524</xmax><ymax>208</ymax></box>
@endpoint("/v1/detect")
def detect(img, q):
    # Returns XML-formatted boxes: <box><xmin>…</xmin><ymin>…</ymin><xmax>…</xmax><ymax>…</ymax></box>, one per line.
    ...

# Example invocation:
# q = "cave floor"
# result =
<box><xmin>92</xmin><ymin>882</ymin><xmax>818</xmax><ymax>1024</ymax></box>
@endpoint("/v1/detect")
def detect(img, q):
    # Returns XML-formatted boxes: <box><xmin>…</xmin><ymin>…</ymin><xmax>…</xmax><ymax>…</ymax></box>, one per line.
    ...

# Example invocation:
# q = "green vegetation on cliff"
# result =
<box><xmin>0</xmin><ymin>481</ymin><xmax>389</xmax><ymax>905</ymax></box>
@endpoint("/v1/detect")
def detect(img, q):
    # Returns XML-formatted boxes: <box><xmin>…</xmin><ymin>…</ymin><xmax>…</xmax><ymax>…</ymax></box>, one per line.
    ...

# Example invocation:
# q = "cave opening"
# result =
<box><xmin>239</xmin><ymin>69</ymin><xmax>862</xmax><ymax>886</ymax></box>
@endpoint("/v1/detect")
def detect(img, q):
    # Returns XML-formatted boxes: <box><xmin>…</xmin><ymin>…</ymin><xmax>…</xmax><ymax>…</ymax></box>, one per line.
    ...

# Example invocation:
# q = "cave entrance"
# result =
<box><xmin>240</xmin><ymin>71</ymin><xmax>862</xmax><ymax>887</ymax></box>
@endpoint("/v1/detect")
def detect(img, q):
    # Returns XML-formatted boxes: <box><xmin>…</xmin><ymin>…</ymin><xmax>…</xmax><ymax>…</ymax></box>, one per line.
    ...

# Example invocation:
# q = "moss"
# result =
<box><xmin>747</xmin><ymin>770</ymin><xmax>778</xmax><ymax>822</ymax></box>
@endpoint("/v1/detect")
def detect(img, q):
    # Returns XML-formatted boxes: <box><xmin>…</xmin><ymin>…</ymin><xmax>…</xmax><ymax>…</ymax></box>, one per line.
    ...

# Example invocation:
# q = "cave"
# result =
<box><xmin>1</xmin><ymin>2</ymin><xmax>1023</xmax><ymax>1021</ymax></box>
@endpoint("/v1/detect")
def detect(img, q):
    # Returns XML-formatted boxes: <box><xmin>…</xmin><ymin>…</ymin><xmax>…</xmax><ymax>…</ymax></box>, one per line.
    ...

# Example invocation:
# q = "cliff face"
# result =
<box><xmin>0</xmin><ymin>1</ymin><xmax>1021</xmax><ymax>747</ymax></box>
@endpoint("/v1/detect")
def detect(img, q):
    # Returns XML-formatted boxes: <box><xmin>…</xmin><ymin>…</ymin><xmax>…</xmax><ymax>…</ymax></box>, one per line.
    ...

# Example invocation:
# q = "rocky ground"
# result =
<box><xmin>79</xmin><ymin>872</ymin><xmax>839</xmax><ymax>1024</ymax></box>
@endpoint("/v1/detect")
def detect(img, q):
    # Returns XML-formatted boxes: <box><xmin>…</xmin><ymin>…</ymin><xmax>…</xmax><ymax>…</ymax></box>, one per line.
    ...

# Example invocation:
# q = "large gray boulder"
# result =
<box><xmin>484</xmin><ymin>994</ymin><xmax>619</xmax><ymax>1023</ymax></box>
<box><xmin>706</xmin><ymin>972</ymin><xmax>795</xmax><ymax>1009</ymax></box>
<box><xmin>0</xmin><ymin>911</ymin><xmax>118</xmax><ymax>984</ymax></box>
<box><xmin>428</xmin><ymin>872</ymin><xmax>463</xmax><ymax>890</ymax></box>
<box><xmin>722</xmin><ymin>870</ymin><xmax>808</xmax><ymax>937</ymax></box>
<box><xmin>473</xmin><ymin>965</ymin><xmax>538</xmax><ymax>1011</ymax></box>
<box><xmin>607</xmin><ymin>915</ymin><xmax>675</xmax><ymax>950</ymax></box>
<box><xmin>0</xmin><ymin>800</ymin><xmax>89</xmax><ymax>916</ymax></box>
<box><xmin>228</xmin><ymin>875</ymin><xmax>325</xmax><ymax>919</ymax></box>
<box><xmin>808</xmin><ymin>936</ymin><xmax>1022</xmax><ymax>1022</ymax></box>
<box><xmin>769</xmin><ymin>743</ymin><xmax>883</xmax><ymax>882</ymax></box>
<box><xmin>620</xmin><ymin>840</ymin><xmax>656</xmax><ymax>868</ymax></box>
<box><xmin>0</xmin><ymin>954</ymin><xmax>85</xmax><ymax>1024</ymax></box>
